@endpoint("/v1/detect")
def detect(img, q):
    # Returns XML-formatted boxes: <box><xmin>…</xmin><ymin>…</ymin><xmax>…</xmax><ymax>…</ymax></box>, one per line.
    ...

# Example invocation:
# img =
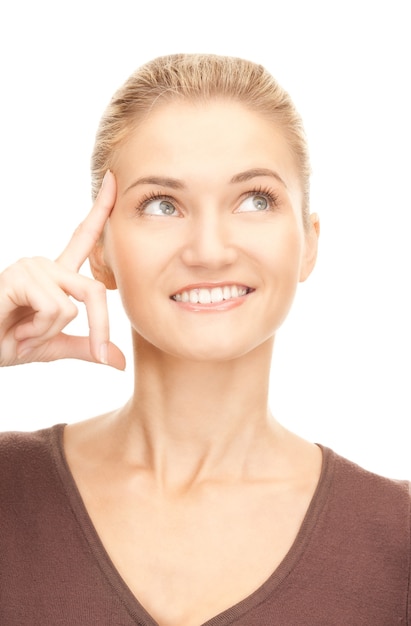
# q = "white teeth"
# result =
<box><xmin>198</xmin><ymin>288</ymin><xmax>211</xmax><ymax>304</ymax></box>
<box><xmin>173</xmin><ymin>285</ymin><xmax>249</xmax><ymax>304</ymax></box>
<box><xmin>210</xmin><ymin>287</ymin><xmax>224</xmax><ymax>303</ymax></box>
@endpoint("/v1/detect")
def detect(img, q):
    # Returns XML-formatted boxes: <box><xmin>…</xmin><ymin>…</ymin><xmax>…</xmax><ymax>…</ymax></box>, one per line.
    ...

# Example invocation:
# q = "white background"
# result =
<box><xmin>0</xmin><ymin>1</ymin><xmax>410</xmax><ymax>479</ymax></box>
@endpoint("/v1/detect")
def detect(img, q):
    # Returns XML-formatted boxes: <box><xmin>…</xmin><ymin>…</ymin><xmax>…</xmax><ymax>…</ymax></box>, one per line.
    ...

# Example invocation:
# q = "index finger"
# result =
<box><xmin>57</xmin><ymin>170</ymin><xmax>116</xmax><ymax>271</ymax></box>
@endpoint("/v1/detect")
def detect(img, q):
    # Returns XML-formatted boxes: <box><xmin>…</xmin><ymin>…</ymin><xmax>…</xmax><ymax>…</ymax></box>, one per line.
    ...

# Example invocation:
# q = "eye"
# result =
<box><xmin>236</xmin><ymin>192</ymin><xmax>277</xmax><ymax>213</ymax></box>
<box><xmin>139</xmin><ymin>196</ymin><xmax>179</xmax><ymax>216</ymax></box>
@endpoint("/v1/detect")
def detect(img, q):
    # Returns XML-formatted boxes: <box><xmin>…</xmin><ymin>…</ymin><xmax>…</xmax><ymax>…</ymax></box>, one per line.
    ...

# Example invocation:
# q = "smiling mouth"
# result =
<box><xmin>171</xmin><ymin>285</ymin><xmax>253</xmax><ymax>305</ymax></box>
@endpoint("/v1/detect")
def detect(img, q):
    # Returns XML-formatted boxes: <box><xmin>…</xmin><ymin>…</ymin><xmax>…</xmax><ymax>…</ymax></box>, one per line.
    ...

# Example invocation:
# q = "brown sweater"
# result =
<box><xmin>0</xmin><ymin>425</ymin><xmax>409</xmax><ymax>625</ymax></box>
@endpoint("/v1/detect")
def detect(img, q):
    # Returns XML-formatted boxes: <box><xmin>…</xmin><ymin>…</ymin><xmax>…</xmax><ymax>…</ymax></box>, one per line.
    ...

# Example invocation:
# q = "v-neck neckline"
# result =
<box><xmin>50</xmin><ymin>423</ymin><xmax>334</xmax><ymax>626</ymax></box>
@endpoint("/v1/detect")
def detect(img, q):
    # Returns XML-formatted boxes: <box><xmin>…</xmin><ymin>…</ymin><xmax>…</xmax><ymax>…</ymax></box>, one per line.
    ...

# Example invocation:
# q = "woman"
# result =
<box><xmin>0</xmin><ymin>54</ymin><xmax>409</xmax><ymax>625</ymax></box>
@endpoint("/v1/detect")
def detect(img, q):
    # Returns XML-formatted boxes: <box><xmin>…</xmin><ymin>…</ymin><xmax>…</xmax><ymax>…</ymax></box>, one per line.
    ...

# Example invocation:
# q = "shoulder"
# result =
<box><xmin>327</xmin><ymin>447</ymin><xmax>410</xmax><ymax>510</ymax></box>
<box><xmin>0</xmin><ymin>425</ymin><xmax>62</xmax><ymax>463</ymax></box>
<box><xmin>0</xmin><ymin>425</ymin><xmax>65</xmax><ymax>501</ymax></box>
<box><xmin>321</xmin><ymin>447</ymin><xmax>410</xmax><ymax>553</ymax></box>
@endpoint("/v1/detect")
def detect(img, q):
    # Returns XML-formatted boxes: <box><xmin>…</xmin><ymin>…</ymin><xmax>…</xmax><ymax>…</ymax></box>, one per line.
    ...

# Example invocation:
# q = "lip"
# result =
<box><xmin>170</xmin><ymin>282</ymin><xmax>254</xmax><ymax>312</ymax></box>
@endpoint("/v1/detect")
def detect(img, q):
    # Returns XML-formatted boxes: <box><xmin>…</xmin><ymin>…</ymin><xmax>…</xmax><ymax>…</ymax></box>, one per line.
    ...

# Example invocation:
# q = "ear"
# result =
<box><xmin>89</xmin><ymin>240</ymin><xmax>117</xmax><ymax>290</ymax></box>
<box><xmin>299</xmin><ymin>213</ymin><xmax>320</xmax><ymax>282</ymax></box>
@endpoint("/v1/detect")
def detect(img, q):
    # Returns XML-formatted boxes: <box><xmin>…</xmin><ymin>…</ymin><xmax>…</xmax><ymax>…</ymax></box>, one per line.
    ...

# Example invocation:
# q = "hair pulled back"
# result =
<box><xmin>91</xmin><ymin>54</ymin><xmax>311</xmax><ymax>226</ymax></box>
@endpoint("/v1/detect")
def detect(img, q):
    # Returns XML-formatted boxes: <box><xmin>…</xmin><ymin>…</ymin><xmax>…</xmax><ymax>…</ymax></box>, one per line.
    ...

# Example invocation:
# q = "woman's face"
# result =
<box><xmin>99</xmin><ymin>100</ymin><xmax>318</xmax><ymax>361</ymax></box>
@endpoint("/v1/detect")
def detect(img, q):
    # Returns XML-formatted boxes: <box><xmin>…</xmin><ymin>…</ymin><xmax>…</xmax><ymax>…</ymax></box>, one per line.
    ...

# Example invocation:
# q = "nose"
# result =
<box><xmin>180</xmin><ymin>210</ymin><xmax>238</xmax><ymax>269</ymax></box>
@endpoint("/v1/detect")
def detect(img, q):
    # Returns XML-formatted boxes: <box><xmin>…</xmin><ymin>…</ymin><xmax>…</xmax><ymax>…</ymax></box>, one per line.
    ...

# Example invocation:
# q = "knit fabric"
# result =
<box><xmin>1</xmin><ymin>425</ymin><xmax>409</xmax><ymax>625</ymax></box>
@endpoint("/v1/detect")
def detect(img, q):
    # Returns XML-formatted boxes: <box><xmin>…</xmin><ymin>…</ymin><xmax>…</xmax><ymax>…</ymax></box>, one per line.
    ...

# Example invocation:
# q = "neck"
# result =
<box><xmin>112</xmin><ymin>334</ymin><xmax>286</xmax><ymax>487</ymax></box>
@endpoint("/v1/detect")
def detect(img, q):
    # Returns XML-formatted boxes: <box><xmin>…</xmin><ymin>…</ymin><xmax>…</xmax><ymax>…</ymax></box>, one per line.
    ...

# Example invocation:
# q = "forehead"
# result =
<box><xmin>114</xmin><ymin>100</ymin><xmax>300</xmax><ymax>193</ymax></box>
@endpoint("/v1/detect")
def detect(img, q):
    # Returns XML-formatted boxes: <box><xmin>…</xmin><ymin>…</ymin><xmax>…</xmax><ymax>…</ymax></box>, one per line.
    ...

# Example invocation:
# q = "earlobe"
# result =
<box><xmin>89</xmin><ymin>241</ymin><xmax>117</xmax><ymax>290</ymax></box>
<box><xmin>299</xmin><ymin>213</ymin><xmax>320</xmax><ymax>283</ymax></box>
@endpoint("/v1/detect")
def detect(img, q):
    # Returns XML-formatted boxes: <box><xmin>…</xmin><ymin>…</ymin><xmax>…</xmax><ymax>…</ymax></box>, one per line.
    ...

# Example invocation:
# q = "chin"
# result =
<box><xmin>144</xmin><ymin>334</ymin><xmax>273</xmax><ymax>364</ymax></box>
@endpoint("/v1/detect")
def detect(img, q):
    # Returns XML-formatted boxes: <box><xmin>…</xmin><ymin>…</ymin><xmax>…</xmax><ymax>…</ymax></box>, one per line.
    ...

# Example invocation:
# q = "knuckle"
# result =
<box><xmin>57</xmin><ymin>299</ymin><xmax>78</xmax><ymax>325</ymax></box>
<box><xmin>1</xmin><ymin>257</ymin><xmax>31</xmax><ymax>277</ymax></box>
<box><xmin>31</xmin><ymin>256</ymin><xmax>51</xmax><ymax>266</ymax></box>
<box><xmin>91</xmin><ymin>280</ymin><xmax>106</xmax><ymax>297</ymax></box>
<box><xmin>19</xmin><ymin>256</ymin><xmax>48</xmax><ymax>268</ymax></box>
<box><xmin>71</xmin><ymin>222</ymin><xmax>84</xmax><ymax>240</ymax></box>
<box><xmin>74</xmin><ymin>220</ymin><xmax>100</xmax><ymax>243</ymax></box>
<box><xmin>0</xmin><ymin>260</ymin><xmax>30</xmax><ymax>289</ymax></box>
<box><xmin>66</xmin><ymin>300</ymin><xmax>79</xmax><ymax>320</ymax></box>
<box><xmin>82</xmin><ymin>279</ymin><xmax>106</xmax><ymax>302</ymax></box>
<box><xmin>3</xmin><ymin>256</ymin><xmax>51</xmax><ymax>279</ymax></box>
<box><xmin>42</xmin><ymin>303</ymin><xmax>61</xmax><ymax>321</ymax></box>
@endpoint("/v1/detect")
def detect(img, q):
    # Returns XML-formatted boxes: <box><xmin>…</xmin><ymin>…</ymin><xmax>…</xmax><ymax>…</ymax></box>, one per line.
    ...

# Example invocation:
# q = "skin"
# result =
<box><xmin>99</xmin><ymin>100</ymin><xmax>315</xmax><ymax>363</ymax></box>
<box><xmin>0</xmin><ymin>99</ymin><xmax>321</xmax><ymax>626</ymax></box>
<box><xmin>0</xmin><ymin>174</ymin><xmax>124</xmax><ymax>369</ymax></box>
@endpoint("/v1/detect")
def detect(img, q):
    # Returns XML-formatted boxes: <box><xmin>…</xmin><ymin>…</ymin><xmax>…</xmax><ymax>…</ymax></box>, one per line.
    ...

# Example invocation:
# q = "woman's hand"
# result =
<box><xmin>0</xmin><ymin>171</ymin><xmax>126</xmax><ymax>370</ymax></box>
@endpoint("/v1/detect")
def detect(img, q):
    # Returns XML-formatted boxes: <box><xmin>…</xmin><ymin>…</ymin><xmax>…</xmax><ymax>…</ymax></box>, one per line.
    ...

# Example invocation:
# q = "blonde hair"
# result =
<box><xmin>91</xmin><ymin>53</ymin><xmax>311</xmax><ymax>226</ymax></box>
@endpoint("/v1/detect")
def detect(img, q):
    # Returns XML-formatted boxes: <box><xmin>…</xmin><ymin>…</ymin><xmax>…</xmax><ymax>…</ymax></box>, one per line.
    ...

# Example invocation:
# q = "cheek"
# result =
<box><xmin>104</xmin><ymin>222</ymin><xmax>176</xmax><ymax>323</ymax></box>
<box><xmin>104</xmin><ymin>225</ymin><xmax>147</xmax><ymax>299</ymax></box>
<box><xmin>256</xmin><ymin>221</ymin><xmax>304</xmax><ymax>281</ymax></box>
<box><xmin>105</xmin><ymin>219</ymin><xmax>159</xmax><ymax>277</ymax></box>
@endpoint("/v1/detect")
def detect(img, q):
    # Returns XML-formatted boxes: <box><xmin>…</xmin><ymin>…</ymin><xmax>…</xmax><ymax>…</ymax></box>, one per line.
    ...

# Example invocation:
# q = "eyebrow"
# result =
<box><xmin>124</xmin><ymin>176</ymin><xmax>185</xmax><ymax>193</ymax></box>
<box><xmin>123</xmin><ymin>168</ymin><xmax>287</xmax><ymax>194</ymax></box>
<box><xmin>230</xmin><ymin>168</ymin><xmax>287</xmax><ymax>188</ymax></box>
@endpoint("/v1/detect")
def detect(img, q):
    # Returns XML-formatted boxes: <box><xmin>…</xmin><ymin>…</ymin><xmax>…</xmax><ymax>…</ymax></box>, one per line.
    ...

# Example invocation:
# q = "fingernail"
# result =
<box><xmin>100</xmin><ymin>342</ymin><xmax>108</xmax><ymax>365</ymax></box>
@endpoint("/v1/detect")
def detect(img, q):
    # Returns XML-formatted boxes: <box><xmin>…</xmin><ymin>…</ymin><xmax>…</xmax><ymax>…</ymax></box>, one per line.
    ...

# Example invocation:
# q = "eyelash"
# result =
<box><xmin>240</xmin><ymin>186</ymin><xmax>280</xmax><ymax>210</ymax></box>
<box><xmin>134</xmin><ymin>186</ymin><xmax>281</xmax><ymax>214</ymax></box>
<box><xmin>135</xmin><ymin>191</ymin><xmax>176</xmax><ymax>214</ymax></box>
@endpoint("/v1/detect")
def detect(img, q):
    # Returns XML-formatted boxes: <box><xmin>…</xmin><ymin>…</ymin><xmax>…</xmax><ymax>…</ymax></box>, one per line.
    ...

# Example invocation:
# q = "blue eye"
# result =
<box><xmin>141</xmin><ymin>198</ymin><xmax>178</xmax><ymax>216</ymax></box>
<box><xmin>237</xmin><ymin>194</ymin><xmax>269</xmax><ymax>213</ymax></box>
